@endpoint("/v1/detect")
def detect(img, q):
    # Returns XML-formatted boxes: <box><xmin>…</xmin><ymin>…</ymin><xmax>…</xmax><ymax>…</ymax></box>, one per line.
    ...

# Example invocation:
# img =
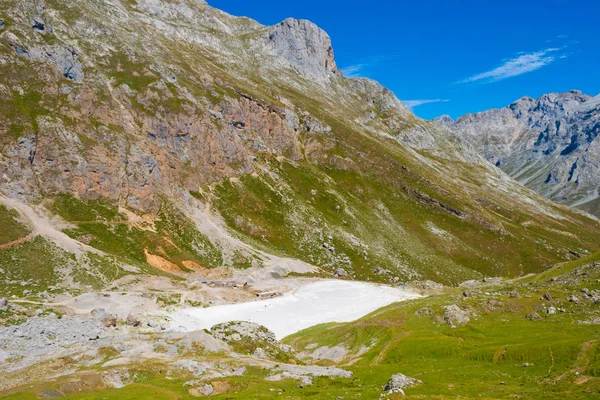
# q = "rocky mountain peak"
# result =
<box><xmin>268</xmin><ymin>17</ymin><xmax>339</xmax><ymax>83</ymax></box>
<box><xmin>439</xmin><ymin>90</ymin><xmax>600</xmax><ymax>215</ymax></box>
<box><xmin>433</xmin><ymin>115</ymin><xmax>454</xmax><ymax>127</ymax></box>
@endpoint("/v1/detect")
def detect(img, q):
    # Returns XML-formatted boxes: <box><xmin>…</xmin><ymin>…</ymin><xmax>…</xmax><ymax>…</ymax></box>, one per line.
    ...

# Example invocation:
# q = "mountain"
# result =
<box><xmin>0</xmin><ymin>0</ymin><xmax>599</xmax><ymax>295</ymax></box>
<box><xmin>2</xmin><ymin>1</ymin><xmax>600</xmax><ymax>398</ymax></box>
<box><xmin>436</xmin><ymin>91</ymin><xmax>600</xmax><ymax>216</ymax></box>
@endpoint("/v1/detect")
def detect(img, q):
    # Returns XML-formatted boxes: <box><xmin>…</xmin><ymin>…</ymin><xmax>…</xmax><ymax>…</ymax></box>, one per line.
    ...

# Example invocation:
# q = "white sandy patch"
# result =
<box><xmin>168</xmin><ymin>280</ymin><xmax>421</xmax><ymax>339</ymax></box>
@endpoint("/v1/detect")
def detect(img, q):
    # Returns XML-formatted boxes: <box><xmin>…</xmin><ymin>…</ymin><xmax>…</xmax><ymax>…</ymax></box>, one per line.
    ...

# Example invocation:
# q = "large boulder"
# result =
<box><xmin>383</xmin><ymin>373</ymin><xmax>422</xmax><ymax>395</ymax></box>
<box><xmin>210</xmin><ymin>321</ymin><xmax>294</xmax><ymax>361</ymax></box>
<box><xmin>334</xmin><ymin>268</ymin><xmax>348</xmax><ymax>278</ymax></box>
<box><xmin>443</xmin><ymin>304</ymin><xmax>471</xmax><ymax>326</ymax></box>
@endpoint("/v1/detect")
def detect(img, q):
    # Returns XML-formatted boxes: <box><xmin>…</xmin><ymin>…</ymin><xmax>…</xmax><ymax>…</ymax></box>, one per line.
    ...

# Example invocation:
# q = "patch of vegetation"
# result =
<box><xmin>0</xmin><ymin>205</ymin><xmax>31</xmax><ymax>245</ymax></box>
<box><xmin>108</xmin><ymin>53</ymin><xmax>159</xmax><ymax>91</ymax></box>
<box><xmin>50</xmin><ymin>195</ymin><xmax>222</xmax><ymax>275</ymax></box>
<box><xmin>51</xmin><ymin>193</ymin><xmax>120</xmax><ymax>222</ymax></box>
<box><xmin>0</xmin><ymin>236</ymin><xmax>75</xmax><ymax>296</ymax></box>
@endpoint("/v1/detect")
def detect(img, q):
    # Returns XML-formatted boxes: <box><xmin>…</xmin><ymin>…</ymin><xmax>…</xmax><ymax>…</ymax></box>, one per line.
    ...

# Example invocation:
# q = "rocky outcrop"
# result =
<box><xmin>443</xmin><ymin>304</ymin><xmax>471</xmax><ymax>326</ymax></box>
<box><xmin>383</xmin><ymin>373</ymin><xmax>422</xmax><ymax>395</ymax></box>
<box><xmin>6</xmin><ymin>33</ymin><xmax>84</xmax><ymax>81</ymax></box>
<box><xmin>437</xmin><ymin>91</ymin><xmax>600</xmax><ymax>215</ymax></box>
<box><xmin>268</xmin><ymin>18</ymin><xmax>339</xmax><ymax>83</ymax></box>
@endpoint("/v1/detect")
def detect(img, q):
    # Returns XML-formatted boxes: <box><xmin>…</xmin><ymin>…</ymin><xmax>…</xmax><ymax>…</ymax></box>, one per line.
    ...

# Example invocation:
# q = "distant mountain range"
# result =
<box><xmin>436</xmin><ymin>91</ymin><xmax>600</xmax><ymax>216</ymax></box>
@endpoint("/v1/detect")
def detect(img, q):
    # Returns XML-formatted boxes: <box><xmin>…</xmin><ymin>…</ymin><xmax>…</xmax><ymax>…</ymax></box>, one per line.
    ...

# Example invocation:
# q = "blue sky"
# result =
<box><xmin>209</xmin><ymin>0</ymin><xmax>599</xmax><ymax>120</ymax></box>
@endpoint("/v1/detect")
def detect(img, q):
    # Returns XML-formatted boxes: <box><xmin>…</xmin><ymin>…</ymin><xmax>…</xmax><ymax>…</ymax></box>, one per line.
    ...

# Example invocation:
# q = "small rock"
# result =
<box><xmin>459</xmin><ymin>279</ymin><xmax>479</xmax><ymax>288</ymax></box>
<box><xmin>334</xmin><ymin>268</ymin><xmax>348</xmax><ymax>278</ymax></box>
<box><xmin>509</xmin><ymin>291</ymin><xmax>520</xmax><ymax>298</ymax></box>
<box><xmin>374</xmin><ymin>267</ymin><xmax>392</xmax><ymax>275</ymax></box>
<box><xmin>543</xmin><ymin>292</ymin><xmax>552</xmax><ymax>301</ymax></box>
<box><xmin>568</xmin><ymin>295</ymin><xmax>580</xmax><ymax>304</ymax></box>
<box><xmin>198</xmin><ymin>384</ymin><xmax>214</xmax><ymax>396</ymax></box>
<box><xmin>32</xmin><ymin>17</ymin><xmax>46</xmax><ymax>33</ymax></box>
<box><xmin>0</xmin><ymin>298</ymin><xmax>9</xmax><ymax>311</ymax></box>
<box><xmin>254</xmin><ymin>348</ymin><xmax>266</xmax><ymax>359</ymax></box>
<box><xmin>415</xmin><ymin>307</ymin><xmax>432</xmax><ymax>316</ymax></box>
<box><xmin>526</xmin><ymin>312</ymin><xmax>542</xmax><ymax>321</ymax></box>
<box><xmin>547</xmin><ymin>307</ymin><xmax>557</xmax><ymax>315</ymax></box>
<box><xmin>126</xmin><ymin>314</ymin><xmax>141</xmax><ymax>327</ymax></box>
<box><xmin>522</xmin><ymin>363</ymin><xmax>533</xmax><ymax>367</ymax></box>
<box><xmin>383</xmin><ymin>373</ymin><xmax>422</xmax><ymax>395</ymax></box>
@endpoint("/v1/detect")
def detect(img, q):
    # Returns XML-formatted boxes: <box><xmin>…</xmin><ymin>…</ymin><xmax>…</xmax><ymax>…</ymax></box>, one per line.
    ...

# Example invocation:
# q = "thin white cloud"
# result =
<box><xmin>341</xmin><ymin>55</ymin><xmax>398</xmax><ymax>78</ymax></box>
<box><xmin>403</xmin><ymin>99</ymin><xmax>449</xmax><ymax>109</ymax></box>
<box><xmin>458</xmin><ymin>47</ymin><xmax>567</xmax><ymax>84</ymax></box>
<box><xmin>342</xmin><ymin>63</ymin><xmax>371</xmax><ymax>78</ymax></box>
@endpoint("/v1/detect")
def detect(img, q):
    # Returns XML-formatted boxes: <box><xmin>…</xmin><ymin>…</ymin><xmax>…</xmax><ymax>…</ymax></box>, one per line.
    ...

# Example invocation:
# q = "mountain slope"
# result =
<box><xmin>0</xmin><ymin>0</ymin><xmax>599</xmax><ymax>300</ymax></box>
<box><xmin>436</xmin><ymin>91</ymin><xmax>600</xmax><ymax>216</ymax></box>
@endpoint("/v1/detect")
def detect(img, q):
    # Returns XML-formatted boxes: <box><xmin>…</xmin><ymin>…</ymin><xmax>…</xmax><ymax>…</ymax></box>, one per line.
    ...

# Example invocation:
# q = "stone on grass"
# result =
<box><xmin>383</xmin><ymin>373</ymin><xmax>422</xmax><ymax>395</ymax></box>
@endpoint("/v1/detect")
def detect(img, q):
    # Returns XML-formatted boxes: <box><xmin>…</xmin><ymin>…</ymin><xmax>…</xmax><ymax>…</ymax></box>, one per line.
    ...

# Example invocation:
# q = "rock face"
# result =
<box><xmin>268</xmin><ymin>18</ymin><xmax>339</xmax><ymax>83</ymax></box>
<box><xmin>437</xmin><ymin>91</ymin><xmax>600</xmax><ymax>216</ymax></box>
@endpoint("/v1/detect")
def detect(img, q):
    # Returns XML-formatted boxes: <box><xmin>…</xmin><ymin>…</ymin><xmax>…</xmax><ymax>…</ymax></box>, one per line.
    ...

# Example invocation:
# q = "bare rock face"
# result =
<box><xmin>268</xmin><ymin>18</ymin><xmax>339</xmax><ymax>83</ymax></box>
<box><xmin>6</xmin><ymin>32</ymin><xmax>83</xmax><ymax>81</ymax></box>
<box><xmin>438</xmin><ymin>91</ymin><xmax>600</xmax><ymax>216</ymax></box>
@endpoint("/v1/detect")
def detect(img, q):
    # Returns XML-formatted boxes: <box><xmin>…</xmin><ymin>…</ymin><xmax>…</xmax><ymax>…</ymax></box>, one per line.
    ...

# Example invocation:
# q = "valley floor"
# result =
<box><xmin>2</xmin><ymin>254</ymin><xmax>600</xmax><ymax>399</ymax></box>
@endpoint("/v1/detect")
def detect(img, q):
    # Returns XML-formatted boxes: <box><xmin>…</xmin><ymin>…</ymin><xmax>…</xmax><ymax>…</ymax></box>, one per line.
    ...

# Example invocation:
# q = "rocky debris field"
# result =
<box><xmin>0</xmin><ymin>302</ymin><xmax>355</xmax><ymax>393</ymax></box>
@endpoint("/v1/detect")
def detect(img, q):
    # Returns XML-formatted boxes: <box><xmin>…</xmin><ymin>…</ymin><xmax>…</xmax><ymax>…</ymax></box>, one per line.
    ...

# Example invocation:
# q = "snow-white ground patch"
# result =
<box><xmin>168</xmin><ymin>280</ymin><xmax>421</xmax><ymax>339</ymax></box>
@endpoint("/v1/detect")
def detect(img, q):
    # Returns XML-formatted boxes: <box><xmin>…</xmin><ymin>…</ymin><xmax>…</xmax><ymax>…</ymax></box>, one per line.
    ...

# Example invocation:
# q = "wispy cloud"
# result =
<box><xmin>458</xmin><ymin>47</ymin><xmax>568</xmax><ymax>84</ymax></box>
<box><xmin>341</xmin><ymin>55</ymin><xmax>397</xmax><ymax>78</ymax></box>
<box><xmin>341</xmin><ymin>63</ymin><xmax>371</xmax><ymax>78</ymax></box>
<box><xmin>402</xmin><ymin>99</ymin><xmax>449</xmax><ymax>109</ymax></box>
